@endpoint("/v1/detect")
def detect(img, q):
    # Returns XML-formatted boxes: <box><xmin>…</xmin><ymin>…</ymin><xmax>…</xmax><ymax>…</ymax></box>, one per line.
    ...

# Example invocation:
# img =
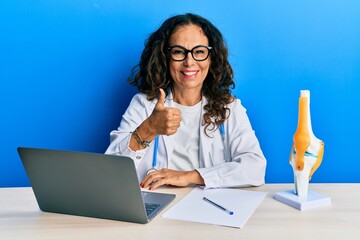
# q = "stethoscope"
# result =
<box><xmin>146</xmin><ymin>124</ymin><xmax>226</xmax><ymax>175</ymax></box>
<box><xmin>146</xmin><ymin>136</ymin><xmax>159</xmax><ymax>175</ymax></box>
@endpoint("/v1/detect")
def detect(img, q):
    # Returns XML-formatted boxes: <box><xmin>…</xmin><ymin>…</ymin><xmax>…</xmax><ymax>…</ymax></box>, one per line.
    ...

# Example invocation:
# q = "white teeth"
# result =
<box><xmin>183</xmin><ymin>71</ymin><xmax>197</xmax><ymax>76</ymax></box>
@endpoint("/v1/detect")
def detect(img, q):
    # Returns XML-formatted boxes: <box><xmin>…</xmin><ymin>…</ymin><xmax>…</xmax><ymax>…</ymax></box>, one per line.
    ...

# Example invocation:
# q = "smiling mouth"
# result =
<box><xmin>181</xmin><ymin>71</ymin><xmax>199</xmax><ymax>77</ymax></box>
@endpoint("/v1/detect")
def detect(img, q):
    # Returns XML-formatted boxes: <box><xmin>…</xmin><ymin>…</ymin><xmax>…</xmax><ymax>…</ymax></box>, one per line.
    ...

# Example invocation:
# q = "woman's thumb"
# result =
<box><xmin>155</xmin><ymin>88</ymin><xmax>166</xmax><ymax>109</ymax></box>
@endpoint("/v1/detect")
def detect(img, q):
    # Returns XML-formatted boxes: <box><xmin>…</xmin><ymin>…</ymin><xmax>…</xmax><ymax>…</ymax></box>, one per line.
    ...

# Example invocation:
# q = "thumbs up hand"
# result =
<box><xmin>149</xmin><ymin>88</ymin><xmax>182</xmax><ymax>136</ymax></box>
<box><xmin>129</xmin><ymin>89</ymin><xmax>181</xmax><ymax>151</ymax></box>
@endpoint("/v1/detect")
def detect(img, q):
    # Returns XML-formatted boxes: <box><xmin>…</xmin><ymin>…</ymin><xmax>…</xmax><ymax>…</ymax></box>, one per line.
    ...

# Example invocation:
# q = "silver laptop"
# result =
<box><xmin>17</xmin><ymin>147</ymin><xmax>175</xmax><ymax>224</ymax></box>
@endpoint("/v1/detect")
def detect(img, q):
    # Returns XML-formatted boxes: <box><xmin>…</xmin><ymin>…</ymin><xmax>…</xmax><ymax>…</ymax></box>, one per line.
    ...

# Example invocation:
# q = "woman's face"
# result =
<box><xmin>168</xmin><ymin>24</ymin><xmax>211</xmax><ymax>94</ymax></box>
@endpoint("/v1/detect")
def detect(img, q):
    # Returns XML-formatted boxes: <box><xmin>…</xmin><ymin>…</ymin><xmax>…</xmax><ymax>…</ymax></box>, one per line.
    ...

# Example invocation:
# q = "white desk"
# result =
<box><xmin>1</xmin><ymin>184</ymin><xmax>359</xmax><ymax>240</ymax></box>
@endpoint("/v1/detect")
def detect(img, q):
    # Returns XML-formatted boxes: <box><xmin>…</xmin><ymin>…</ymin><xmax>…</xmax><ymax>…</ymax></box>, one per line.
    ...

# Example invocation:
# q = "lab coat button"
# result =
<box><xmin>136</xmin><ymin>156</ymin><xmax>142</xmax><ymax>159</ymax></box>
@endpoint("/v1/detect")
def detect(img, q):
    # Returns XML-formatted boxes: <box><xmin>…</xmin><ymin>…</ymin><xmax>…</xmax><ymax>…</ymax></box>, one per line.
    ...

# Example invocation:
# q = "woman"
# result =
<box><xmin>105</xmin><ymin>13</ymin><xmax>266</xmax><ymax>190</ymax></box>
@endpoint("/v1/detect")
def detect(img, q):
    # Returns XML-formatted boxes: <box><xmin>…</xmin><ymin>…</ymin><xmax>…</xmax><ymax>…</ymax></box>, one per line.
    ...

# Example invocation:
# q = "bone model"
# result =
<box><xmin>289</xmin><ymin>90</ymin><xmax>324</xmax><ymax>199</ymax></box>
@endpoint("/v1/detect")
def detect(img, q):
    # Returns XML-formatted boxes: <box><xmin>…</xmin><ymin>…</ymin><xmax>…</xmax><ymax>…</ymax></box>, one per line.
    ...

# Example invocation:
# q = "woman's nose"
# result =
<box><xmin>183</xmin><ymin>52</ymin><xmax>195</xmax><ymax>66</ymax></box>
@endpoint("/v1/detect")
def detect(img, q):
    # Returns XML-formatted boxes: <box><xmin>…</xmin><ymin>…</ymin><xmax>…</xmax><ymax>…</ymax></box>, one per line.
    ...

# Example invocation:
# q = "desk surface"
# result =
<box><xmin>1</xmin><ymin>184</ymin><xmax>359</xmax><ymax>240</ymax></box>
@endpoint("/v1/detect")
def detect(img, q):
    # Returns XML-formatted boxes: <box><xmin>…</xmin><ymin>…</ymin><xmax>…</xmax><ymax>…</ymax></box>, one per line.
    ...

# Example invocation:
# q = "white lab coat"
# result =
<box><xmin>105</xmin><ymin>91</ymin><xmax>266</xmax><ymax>188</ymax></box>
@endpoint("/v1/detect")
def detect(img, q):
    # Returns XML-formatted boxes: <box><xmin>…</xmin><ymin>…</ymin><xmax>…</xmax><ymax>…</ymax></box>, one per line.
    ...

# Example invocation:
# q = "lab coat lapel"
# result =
<box><xmin>199</xmin><ymin>97</ymin><xmax>213</xmax><ymax>168</ymax></box>
<box><xmin>161</xmin><ymin>90</ymin><xmax>175</xmax><ymax>168</ymax></box>
<box><xmin>162</xmin><ymin>135</ymin><xmax>173</xmax><ymax>168</ymax></box>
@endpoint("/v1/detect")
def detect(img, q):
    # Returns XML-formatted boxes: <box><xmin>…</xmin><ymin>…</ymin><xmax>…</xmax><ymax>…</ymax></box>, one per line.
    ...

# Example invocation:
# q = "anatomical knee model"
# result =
<box><xmin>289</xmin><ymin>90</ymin><xmax>324</xmax><ymax>199</ymax></box>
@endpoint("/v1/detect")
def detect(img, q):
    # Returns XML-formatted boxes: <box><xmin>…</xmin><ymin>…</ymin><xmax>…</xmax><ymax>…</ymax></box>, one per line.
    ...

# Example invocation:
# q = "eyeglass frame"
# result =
<box><xmin>167</xmin><ymin>45</ymin><xmax>212</xmax><ymax>62</ymax></box>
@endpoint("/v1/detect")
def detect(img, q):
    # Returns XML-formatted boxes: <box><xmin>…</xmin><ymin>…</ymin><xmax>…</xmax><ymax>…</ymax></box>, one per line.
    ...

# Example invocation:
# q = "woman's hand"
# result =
<box><xmin>147</xmin><ymin>88</ymin><xmax>182</xmax><ymax>136</ymax></box>
<box><xmin>140</xmin><ymin>169</ymin><xmax>205</xmax><ymax>190</ymax></box>
<box><xmin>129</xmin><ymin>88</ymin><xmax>181</xmax><ymax>151</ymax></box>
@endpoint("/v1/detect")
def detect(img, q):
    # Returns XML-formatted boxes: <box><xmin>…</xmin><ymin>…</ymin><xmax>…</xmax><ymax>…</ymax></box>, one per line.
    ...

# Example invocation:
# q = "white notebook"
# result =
<box><xmin>163</xmin><ymin>187</ymin><xmax>267</xmax><ymax>228</ymax></box>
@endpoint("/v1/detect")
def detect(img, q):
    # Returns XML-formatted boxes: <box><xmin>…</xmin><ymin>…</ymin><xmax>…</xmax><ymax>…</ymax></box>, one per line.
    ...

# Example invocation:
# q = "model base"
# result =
<box><xmin>274</xmin><ymin>189</ymin><xmax>331</xmax><ymax>211</ymax></box>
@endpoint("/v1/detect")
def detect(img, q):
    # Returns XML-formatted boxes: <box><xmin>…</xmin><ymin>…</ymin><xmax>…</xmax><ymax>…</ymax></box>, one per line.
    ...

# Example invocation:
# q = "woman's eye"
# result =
<box><xmin>172</xmin><ymin>50</ymin><xmax>184</xmax><ymax>55</ymax></box>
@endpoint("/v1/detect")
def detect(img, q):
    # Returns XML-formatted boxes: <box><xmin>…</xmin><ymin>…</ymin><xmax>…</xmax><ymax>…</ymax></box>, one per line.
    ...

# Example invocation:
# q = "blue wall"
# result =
<box><xmin>1</xmin><ymin>1</ymin><xmax>359</xmax><ymax>187</ymax></box>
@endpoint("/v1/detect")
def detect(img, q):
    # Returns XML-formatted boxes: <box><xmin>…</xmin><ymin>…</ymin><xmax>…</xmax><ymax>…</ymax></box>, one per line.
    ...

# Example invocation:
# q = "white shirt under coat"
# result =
<box><xmin>105</xmin><ymin>91</ymin><xmax>267</xmax><ymax>189</ymax></box>
<box><xmin>169</xmin><ymin>101</ymin><xmax>202</xmax><ymax>171</ymax></box>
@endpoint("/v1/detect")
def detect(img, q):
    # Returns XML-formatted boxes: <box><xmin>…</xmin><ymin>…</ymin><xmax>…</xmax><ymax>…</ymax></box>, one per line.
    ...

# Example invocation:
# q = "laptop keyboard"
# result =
<box><xmin>145</xmin><ymin>203</ymin><xmax>160</xmax><ymax>216</ymax></box>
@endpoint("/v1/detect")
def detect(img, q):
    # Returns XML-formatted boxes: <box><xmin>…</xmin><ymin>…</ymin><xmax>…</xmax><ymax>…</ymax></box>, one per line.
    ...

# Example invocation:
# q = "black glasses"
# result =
<box><xmin>168</xmin><ymin>45</ymin><xmax>212</xmax><ymax>62</ymax></box>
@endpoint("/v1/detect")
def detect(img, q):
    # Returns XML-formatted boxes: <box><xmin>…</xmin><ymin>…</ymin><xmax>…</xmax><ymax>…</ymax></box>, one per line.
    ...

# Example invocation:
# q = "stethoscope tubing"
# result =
<box><xmin>153</xmin><ymin>135</ymin><xmax>159</xmax><ymax>168</ymax></box>
<box><xmin>146</xmin><ymin>136</ymin><xmax>159</xmax><ymax>175</ymax></box>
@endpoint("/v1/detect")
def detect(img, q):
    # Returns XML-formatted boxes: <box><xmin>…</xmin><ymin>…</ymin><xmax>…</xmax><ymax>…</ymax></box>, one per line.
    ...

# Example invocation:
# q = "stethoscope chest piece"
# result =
<box><xmin>146</xmin><ymin>168</ymin><xmax>157</xmax><ymax>175</ymax></box>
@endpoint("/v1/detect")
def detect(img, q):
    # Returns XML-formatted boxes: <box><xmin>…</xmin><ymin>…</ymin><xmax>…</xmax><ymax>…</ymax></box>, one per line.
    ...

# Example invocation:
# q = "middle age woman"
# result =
<box><xmin>105</xmin><ymin>13</ymin><xmax>267</xmax><ymax>190</ymax></box>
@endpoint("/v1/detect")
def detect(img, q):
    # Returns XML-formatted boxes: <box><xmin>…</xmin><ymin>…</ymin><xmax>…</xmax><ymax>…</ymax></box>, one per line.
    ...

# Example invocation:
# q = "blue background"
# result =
<box><xmin>1</xmin><ymin>0</ymin><xmax>359</xmax><ymax>187</ymax></box>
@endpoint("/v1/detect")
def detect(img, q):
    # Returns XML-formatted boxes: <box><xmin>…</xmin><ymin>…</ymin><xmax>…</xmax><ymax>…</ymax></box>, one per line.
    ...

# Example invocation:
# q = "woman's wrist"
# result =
<box><xmin>188</xmin><ymin>170</ymin><xmax>205</xmax><ymax>186</ymax></box>
<box><xmin>136</xmin><ymin>121</ymin><xmax>157</xmax><ymax>142</ymax></box>
<box><xmin>132</xmin><ymin>128</ymin><xmax>151</xmax><ymax>148</ymax></box>
<box><xmin>129</xmin><ymin>122</ymin><xmax>157</xmax><ymax>151</ymax></box>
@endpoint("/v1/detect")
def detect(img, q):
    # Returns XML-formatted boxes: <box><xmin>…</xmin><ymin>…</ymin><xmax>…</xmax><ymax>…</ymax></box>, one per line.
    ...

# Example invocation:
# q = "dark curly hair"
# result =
<box><xmin>129</xmin><ymin>13</ymin><xmax>235</xmax><ymax>135</ymax></box>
